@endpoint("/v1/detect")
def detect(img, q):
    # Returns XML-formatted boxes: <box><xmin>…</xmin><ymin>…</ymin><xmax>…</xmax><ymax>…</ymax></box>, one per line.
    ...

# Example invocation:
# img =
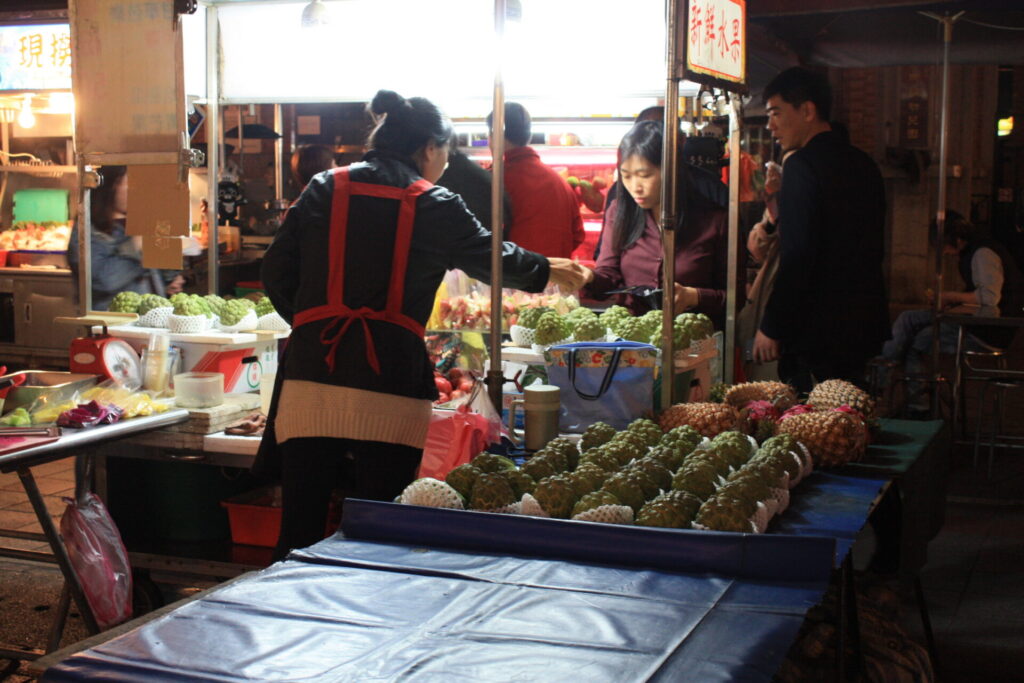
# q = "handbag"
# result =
<box><xmin>544</xmin><ymin>341</ymin><xmax>660</xmax><ymax>433</ymax></box>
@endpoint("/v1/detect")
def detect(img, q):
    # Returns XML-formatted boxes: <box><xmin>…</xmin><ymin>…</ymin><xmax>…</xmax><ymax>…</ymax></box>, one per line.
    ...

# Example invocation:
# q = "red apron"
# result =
<box><xmin>291</xmin><ymin>167</ymin><xmax>431</xmax><ymax>374</ymax></box>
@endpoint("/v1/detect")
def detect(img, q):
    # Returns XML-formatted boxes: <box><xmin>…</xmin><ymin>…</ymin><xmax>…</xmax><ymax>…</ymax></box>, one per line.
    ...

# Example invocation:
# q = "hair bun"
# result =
<box><xmin>371</xmin><ymin>90</ymin><xmax>406</xmax><ymax>116</ymax></box>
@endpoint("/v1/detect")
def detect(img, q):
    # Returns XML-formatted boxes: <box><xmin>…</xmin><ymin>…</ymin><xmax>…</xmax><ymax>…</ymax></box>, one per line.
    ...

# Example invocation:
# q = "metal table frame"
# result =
<box><xmin>0</xmin><ymin>409</ymin><xmax>190</xmax><ymax>661</ymax></box>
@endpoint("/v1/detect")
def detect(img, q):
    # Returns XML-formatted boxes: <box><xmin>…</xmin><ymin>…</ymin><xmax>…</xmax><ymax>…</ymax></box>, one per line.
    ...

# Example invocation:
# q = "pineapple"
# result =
<box><xmin>658</xmin><ymin>402</ymin><xmax>738</xmax><ymax>438</ymax></box>
<box><xmin>724</xmin><ymin>381</ymin><xmax>797</xmax><ymax>411</ymax></box>
<box><xmin>808</xmin><ymin>379</ymin><xmax>876</xmax><ymax>419</ymax></box>
<box><xmin>776</xmin><ymin>410</ymin><xmax>868</xmax><ymax>467</ymax></box>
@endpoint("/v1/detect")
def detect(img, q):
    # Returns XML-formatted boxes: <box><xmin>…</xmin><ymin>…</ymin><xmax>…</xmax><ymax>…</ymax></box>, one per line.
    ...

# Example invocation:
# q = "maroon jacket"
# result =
<box><xmin>587</xmin><ymin>198</ymin><xmax>728</xmax><ymax>327</ymax></box>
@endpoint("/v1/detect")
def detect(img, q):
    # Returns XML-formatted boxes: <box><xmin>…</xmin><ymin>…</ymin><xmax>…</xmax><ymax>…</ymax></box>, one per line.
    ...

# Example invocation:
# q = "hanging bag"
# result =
<box><xmin>544</xmin><ymin>341</ymin><xmax>660</xmax><ymax>433</ymax></box>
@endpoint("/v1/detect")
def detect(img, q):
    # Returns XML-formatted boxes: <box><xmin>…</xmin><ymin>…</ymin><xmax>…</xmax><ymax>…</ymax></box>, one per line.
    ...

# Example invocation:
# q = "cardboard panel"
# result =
<box><xmin>126</xmin><ymin>164</ymin><xmax>189</xmax><ymax>238</ymax></box>
<box><xmin>70</xmin><ymin>0</ymin><xmax>185</xmax><ymax>157</ymax></box>
<box><xmin>141</xmin><ymin>234</ymin><xmax>182</xmax><ymax>270</ymax></box>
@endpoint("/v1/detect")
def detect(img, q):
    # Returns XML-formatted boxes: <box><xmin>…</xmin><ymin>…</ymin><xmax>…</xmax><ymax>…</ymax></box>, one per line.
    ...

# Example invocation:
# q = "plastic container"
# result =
<box><xmin>173</xmin><ymin>372</ymin><xmax>224</xmax><ymax>408</ymax></box>
<box><xmin>142</xmin><ymin>332</ymin><xmax>170</xmax><ymax>394</ymax></box>
<box><xmin>221</xmin><ymin>487</ymin><xmax>281</xmax><ymax>547</ymax></box>
<box><xmin>509</xmin><ymin>384</ymin><xmax>561</xmax><ymax>451</ymax></box>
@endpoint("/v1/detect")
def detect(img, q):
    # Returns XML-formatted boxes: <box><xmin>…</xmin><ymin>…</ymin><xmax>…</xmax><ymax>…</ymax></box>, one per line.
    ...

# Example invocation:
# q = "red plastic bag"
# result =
<box><xmin>418</xmin><ymin>406</ymin><xmax>490</xmax><ymax>480</ymax></box>
<box><xmin>59</xmin><ymin>492</ymin><xmax>133</xmax><ymax>629</ymax></box>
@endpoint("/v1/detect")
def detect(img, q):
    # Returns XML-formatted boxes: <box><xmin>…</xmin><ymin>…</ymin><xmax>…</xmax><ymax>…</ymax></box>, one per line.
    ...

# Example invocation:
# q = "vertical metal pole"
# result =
<box><xmin>725</xmin><ymin>94</ymin><xmax>741</xmax><ymax>384</ymax></box>
<box><xmin>273</xmin><ymin>103</ymin><xmax>284</xmax><ymax>201</ymax></box>
<box><xmin>930</xmin><ymin>12</ymin><xmax>958</xmax><ymax>418</ymax></box>
<box><xmin>205</xmin><ymin>4</ymin><xmax>220</xmax><ymax>295</ymax></box>
<box><xmin>78</xmin><ymin>177</ymin><xmax>92</xmax><ymax>314</ymax></box>
<box><xmin>487</xmin><ymin>0</ymin><xmax>507</xmax><ymax>413</ymax></box>
<box><xmin>660</xmin><ymin>0</ymin><xmax>680</xmax><ymax>410</ymax></box>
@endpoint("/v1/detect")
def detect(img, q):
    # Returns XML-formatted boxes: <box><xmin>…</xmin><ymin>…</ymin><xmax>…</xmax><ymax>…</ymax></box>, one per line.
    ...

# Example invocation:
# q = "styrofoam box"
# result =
<box><xmin>99</xmin><ymin>325</ymin><xmax>286</xmax><ymax>395</ymax></box>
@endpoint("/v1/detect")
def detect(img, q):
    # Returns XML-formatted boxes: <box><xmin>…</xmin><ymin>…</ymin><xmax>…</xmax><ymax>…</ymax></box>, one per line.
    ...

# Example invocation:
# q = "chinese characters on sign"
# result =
<box><xmin>684</xmin><ymin>0</ymin><xmax>745</xmax><ymax>85</ymax></box>
<box><xmin>0</xmin><ymin>24</ymin><xmax>72</xmax><ymax>90</ymax></box>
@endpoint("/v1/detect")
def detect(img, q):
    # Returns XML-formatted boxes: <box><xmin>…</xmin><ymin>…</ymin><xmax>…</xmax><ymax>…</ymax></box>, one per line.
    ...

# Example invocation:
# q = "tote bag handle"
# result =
<box><xmin>567</xmin><ymin>347</ymin><xmax>624</xmax><ymax>401</ymax></box>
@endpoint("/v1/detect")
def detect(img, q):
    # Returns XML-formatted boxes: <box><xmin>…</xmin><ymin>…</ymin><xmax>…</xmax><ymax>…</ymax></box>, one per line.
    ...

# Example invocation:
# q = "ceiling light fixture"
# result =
<box><xmin>301</xmin><ymin>0</ymin><xmax>329</xmax><ymax>28</ymax></box>
<box><xmin>17</xmin><ymin>95</ymin><xmax>35</xmax><ymax>129</ymax></box>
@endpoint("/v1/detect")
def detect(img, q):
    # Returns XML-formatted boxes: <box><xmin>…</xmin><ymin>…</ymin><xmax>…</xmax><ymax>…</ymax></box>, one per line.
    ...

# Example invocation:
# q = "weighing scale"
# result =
<box><xmin>56</xmin><ymin>313</ymin><xmax>143</xmax><ymax>386</ymax></box>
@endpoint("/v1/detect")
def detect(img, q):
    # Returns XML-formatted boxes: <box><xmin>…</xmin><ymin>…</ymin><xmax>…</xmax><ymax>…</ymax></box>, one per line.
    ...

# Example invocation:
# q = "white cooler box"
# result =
<box><xmin>100</xmin><ymin>325</ymin><xmax>287</xmax><ymax>395</ymax></box>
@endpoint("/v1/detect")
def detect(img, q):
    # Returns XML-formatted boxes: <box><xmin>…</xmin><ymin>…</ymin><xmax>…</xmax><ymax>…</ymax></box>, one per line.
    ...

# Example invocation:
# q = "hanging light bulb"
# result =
<box><xmin>17</xmin><ymin>95</ymin><xmax>35</xmax><ymax>129</ymax></box>
<box><xmin>300</xmin><ymin>0</ymin><xmax>329</xmax><ymax>28</ymax></box>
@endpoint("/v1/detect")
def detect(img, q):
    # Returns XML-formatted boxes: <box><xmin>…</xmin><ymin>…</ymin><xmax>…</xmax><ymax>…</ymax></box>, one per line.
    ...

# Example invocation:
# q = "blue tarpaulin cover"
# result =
<box><xmin>42</xmin><ymin>535</ymin><xmax>829</xmax><ymax>683</ymax></box>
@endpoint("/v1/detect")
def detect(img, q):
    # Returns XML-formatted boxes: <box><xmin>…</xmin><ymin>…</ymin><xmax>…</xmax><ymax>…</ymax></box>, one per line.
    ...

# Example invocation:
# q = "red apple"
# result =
<box><xmin>458</xmin><ymin>378</ymin><xmax>474</xmax><ymax>393</ymax></box>
<box><xmin>450</xmin><ymin>389</ymin><xmax>465</xmax><ymax>400</ymax></box>
<box><xmin>448</xmin><ymin>368</ymin><xmax>464</xmax><ymax>384</ymax></box>
<box><xmin>434</xmin><ymin>376</ymin><xmax>452</xmax><ymax>394</ymax></box>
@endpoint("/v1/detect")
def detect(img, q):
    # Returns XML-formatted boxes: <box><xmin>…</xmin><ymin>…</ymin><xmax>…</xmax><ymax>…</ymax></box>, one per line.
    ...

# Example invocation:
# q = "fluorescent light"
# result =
<box><xmin>17</xmin><ymin>95</ymin><xmax>35</xmax><ymax>128</ymax></box>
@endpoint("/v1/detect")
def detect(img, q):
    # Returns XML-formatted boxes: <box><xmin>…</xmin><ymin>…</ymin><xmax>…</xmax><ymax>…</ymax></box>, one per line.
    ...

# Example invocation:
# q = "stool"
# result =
<box><xmin>973</xmin><ymin>377</ymin><xmax>1024</xmax><ymax>478</ymax></box>
<box><xmin>956</xmin><ymin>348</ymin><xmax>1008</xmax><ymax>436</ymax></box>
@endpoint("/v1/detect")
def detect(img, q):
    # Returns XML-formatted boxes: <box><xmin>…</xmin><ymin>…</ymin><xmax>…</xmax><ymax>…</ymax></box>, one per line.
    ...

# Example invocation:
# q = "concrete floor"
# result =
<box><xmin>1</xmin><ymin>395</ymin><xmax>1023</xmax><ymax>681</ymax></box>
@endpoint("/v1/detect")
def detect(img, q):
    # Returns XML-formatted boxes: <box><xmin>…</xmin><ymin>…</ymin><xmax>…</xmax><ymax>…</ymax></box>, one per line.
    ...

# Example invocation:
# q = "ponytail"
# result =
<box><xmin>367</xmin><ymin>89</ymin><xmax>453</xmax><ymax>157</ymax></box>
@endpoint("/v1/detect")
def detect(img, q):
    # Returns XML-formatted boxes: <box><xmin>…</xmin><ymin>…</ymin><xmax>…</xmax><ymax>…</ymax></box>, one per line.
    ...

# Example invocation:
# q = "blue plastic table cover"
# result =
<box><xmin>43</xmin><ymin>534</ymin><xmax>829</xmax><ymax>683</ymax></box>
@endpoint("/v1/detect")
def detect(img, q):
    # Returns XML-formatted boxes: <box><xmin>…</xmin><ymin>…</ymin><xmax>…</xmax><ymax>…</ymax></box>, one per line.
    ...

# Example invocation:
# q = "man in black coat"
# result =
<box><xmin>752</xmin><ymin>67</ymin><xmax>890</xmax><ymax>391</ymax></box>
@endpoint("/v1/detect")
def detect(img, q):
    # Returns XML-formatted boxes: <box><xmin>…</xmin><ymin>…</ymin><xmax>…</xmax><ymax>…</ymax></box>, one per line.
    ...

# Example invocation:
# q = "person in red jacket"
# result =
<box><xmin>487</xmin><ymin>102</ymin><xmax>584</xmax><ymax>259</ymax></box>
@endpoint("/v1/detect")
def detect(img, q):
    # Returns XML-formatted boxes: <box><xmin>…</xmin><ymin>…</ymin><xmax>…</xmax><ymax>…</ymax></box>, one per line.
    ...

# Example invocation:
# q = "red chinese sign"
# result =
<box><xmin>683</xmin><ymin>0</ymin><xmax>746</xmax><ymax>87</ymax></box>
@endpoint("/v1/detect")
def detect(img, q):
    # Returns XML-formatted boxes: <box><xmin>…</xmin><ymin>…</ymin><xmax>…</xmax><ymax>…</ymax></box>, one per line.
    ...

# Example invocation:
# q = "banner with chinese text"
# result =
<box><xmin>680</xmin><ymin>0</ymin><xmax>746</xmax><ymax>89</ymax></box>
<box><xmin>0</xmin><ymin>24</ymin><xmax>72</xmax><ymax>90</ymax></box>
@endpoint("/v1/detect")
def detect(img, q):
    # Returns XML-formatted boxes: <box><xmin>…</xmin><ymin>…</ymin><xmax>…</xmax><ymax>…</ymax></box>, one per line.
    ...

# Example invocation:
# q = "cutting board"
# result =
<box><xmin>0</xmin><ymin>435</ymin><xmax>60</xmax><ymax>456</ymax></box>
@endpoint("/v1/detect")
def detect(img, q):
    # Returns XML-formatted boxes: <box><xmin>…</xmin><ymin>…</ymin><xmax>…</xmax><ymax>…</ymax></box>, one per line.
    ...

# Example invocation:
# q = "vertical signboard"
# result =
<box><xmin>899</xmin><ymin>66</ymin><xmax>929</xmax><ymax>148</ymax></box>
<box><xmin>70</xmin><ymin>0</ymin><xmax>185</xmax><ymax>157</ymax></box>
<box><xmin>678</xmin><ymin>0</ymin><xmax>747</xmax><ymax>91</ymax></box>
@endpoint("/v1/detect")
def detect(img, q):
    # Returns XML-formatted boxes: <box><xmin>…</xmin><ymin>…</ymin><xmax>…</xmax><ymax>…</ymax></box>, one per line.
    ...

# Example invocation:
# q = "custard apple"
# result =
<box><xmin>498</xmin><ymin>468</ymin><xmax>536</xmax><ymax>498</ymax></box>
<box><xmin>599</xmin><ymin>305</ymin><xmax>631</xmax><ymax>331</ymax></box>
<box><xmin>138</xmin><ymin>294</ymin><xmax>172</xmax><ymax>315</ymax></box>
<box><xmin>543</xmin><ymin>437</ymin><xmax>579</xmax><ymax>471</ymax></box>
<box><xmin>581</xmin><ymin>422</ymin><xmax>617</xmax><ymax>452</ymax></box>
<box><xmin>532</xmin><ymin>474</ymin><xmax>578</xmax><ymax>518</ymax></box>
<box><xmin>660</xmin><ymin>425</ymin><xmax>703</xmax><ymax>453</ymax></box>
<box><xmin>522</xmin><ymin>454</ymin><xmax>559</xmax><ymax>481</ymax></box>
<box><xmin>172</xmin><ymin>295</ymin><xmax>206</xmax><ymax>317</ymax></box>
<box><xmin>203</xmin><ymin>294</ymin><xmax>226</xmax><ymax>316</ymax></box>
<box><xmin>710</xmin><ymin>431</ymin><xmax>755</xmax><ymax>469</ymax></box>
<box><xmin>636</xmin><ymin>498</ymin><xmax>692</xmax><ymax>528</ymax></box>
<box><xmin>696</xmin><ymin>497</ymin><xmax>754</xmax><ymax>532</ymax></box>
<box><xmin>468</xmin><ymin>473</ymin><xmax>517</xmax><ymax>511</ymax></box>
<box><xmin>572</xmin><ymin>504</ymin><xmax>634</xmax><ymax>525</ymax></box>
<box><xmin>445</xmin><ymin>463</ymin><xmax>482</xmax><ymax>499</ymax></box>
<box><xmin>571</xmin><ymin>489</ymin><xmax>620</xmax><ymax>517</ymax></box>
<box><xmin>671</xmin><ymin>463</ymin><xmax>719</xmax><ymax>500</ymax></box>
<box><xmin>219</xmin><ymin>299</ymin><xmax>253</xmax><ymax>326</ymax></box>
<box><xmin>564</xmin><ymin>306</ymin><xmax>597</xmax><ymax>329</ymax></box>
<box><xmin>255</xmin><ymin>296</ymin><xmax>275</xmax><ymax>317</ymax></box>
<box><xmin>631</xmin><ymin>457</ymin><xmax>672</xmax><ymax>490</ymax></box>
<box><xmin>600</xmin><ymin>471</ymin><xmax>646</xmax><ymax>512</ymax></box>
<box><xmin>626</xmin><ymin>418</ymin><xmax>662</xmax><ymax>448</ymax></box>
<box><xmin>471</xmin><ymin>452</ymin><xmax>516</xmax><ymax>474</ymax></box>
<box><xmin>236</xmin><ymin>297</ymin><xmax>257</xmax><ymax>311</ymax></box>
<box><xmin>518</xmin><ymin>306</ymin><xmax>553</xmax><ymax>329</ymax></box>
<box><xmin>579</xmin><ymin>448</ymin><xmax>620</xmax><ymax>474</ymax></box>
<box><xmin>534</xmin><ymin>311</ymin><xmax>570</xmax><ymax>346</ymax></box>
<box><xmin>573</xmin><ymin>316</ymin><xmax>606</xmax><ymax>342</ymax></box>
<box><xmin>109</xmin><ymin>291</ymin><xmax>142</xmax><ymax>313</ymax></box>
<box><xmin>615</xmin><ymin>316</ymin><xmax>649</xmax><ymax>342</ymax></box>
<box><xmin>567</xmin><ymin>466</ymin><xmax>607</xmax><ymax>497</ymax></box>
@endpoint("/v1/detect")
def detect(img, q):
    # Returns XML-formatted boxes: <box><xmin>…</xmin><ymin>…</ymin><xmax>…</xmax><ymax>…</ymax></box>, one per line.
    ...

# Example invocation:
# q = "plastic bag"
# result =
<box><xmin>59</xmin><ymin>492</ymin><xmax>133</xmax><ymax>629</ymax></box>
<box><xmin>418</xmin><ymin>406</ymin><xmax>491</xmax><ymax>480</ymax></box>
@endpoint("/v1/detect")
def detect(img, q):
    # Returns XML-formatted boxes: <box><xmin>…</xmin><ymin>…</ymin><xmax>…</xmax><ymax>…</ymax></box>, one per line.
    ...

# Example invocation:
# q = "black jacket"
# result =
<box><xmin>262</xmin><ymin>150</ymin><xmax>549</xmax><ymax>401</ymax></box>
<box><xmin>760</xmin><ymin>131</ymin><xmax>890</xmax><ymax>356</ymax></box>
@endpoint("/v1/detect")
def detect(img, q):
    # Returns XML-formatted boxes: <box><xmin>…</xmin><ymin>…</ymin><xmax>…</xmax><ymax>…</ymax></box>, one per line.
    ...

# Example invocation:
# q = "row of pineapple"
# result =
<box><xmin>399</xmin><ymin>417</ymin><xmax>812</xmax><ymax>534</ymax></box>
<box><xmin>658</xmin><ymin>378</ymin><xmax>873</xmax><ymax>467</ymax></box>
<box><xmin>510</xmin><ymin>303</ymin><xmax>714</xmax><ymax>354</ymax></box>
<box><xmin>108</xmin><ymin>290</ymin><xmax>288</xmax><ymax>333</ymax></box>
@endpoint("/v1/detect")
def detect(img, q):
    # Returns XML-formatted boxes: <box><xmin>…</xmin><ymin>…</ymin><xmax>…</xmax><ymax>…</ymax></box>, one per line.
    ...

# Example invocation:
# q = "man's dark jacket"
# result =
<box><xmin>760</xmin><ymin>130</ymin><xmax>890</xmax><ymax>357</ymax></box>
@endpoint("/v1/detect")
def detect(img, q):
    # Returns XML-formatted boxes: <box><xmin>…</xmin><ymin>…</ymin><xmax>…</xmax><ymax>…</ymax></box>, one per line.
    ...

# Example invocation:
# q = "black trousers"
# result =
<box><xmin>273</xmin><ymin>437</ymin><xmax>422</xmax><ymax>561</ymax></box>
<box><xmin>779</xmin><ymin>350</ymin><xmax>872</xmax><ymax>394</ymax></box>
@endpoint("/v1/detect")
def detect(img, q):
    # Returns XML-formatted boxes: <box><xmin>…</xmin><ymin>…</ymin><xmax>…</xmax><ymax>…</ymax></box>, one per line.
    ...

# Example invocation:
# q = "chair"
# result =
<box><xmin>945</xmin><ymin>313</ymin><xmax>1024</xmax><ymax>470</ymax></box>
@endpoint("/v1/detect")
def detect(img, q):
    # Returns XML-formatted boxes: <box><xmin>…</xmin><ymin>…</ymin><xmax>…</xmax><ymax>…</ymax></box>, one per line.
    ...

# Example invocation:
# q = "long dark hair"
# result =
<box><xmin>366</xmin><ymin>90</ymin><xmax>453</xmax><ymax>157</ymax></box>
<box><xmin>91</xmin><ymin>165</ymin><xmax>127</xmax><ymax>234</ymax></box>
<box><xmin>613</xmin><ymin>121</ymin><xmax>664</xmax><ymax>253</ymax></box>
<box><xmin>612</xmin><ymin>121</ymin><xmax>724</xmax><ymax>253</ymax></box>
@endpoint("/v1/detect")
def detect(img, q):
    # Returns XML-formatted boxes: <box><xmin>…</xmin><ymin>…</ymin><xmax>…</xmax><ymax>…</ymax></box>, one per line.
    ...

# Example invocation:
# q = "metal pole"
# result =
<box><xmin>660</xmin><ymin>0</ymin><xmax>680</xmax><ymax>410</ymax></box>
<box><xmin>725</xmin><ymin>94</ymin><xmax>741</xmax><ymax>384</ymax></box>
<box><xmin>205</xmin><ymin>4</ymin><xmax>220</xmax><ymax>295</ymax></box>
<box><xmin>78</xmin><ymin>176</ymin><xmax>92</xmax><ymax>314</ymax></box>
<box><xmin>487</xmin><ymin>0</ymin><xmax>507</xmax><ymax>414</ymax></box>
<box><xmin>273</xmin><ymin>103</ymin><xmax>284</xmax><ymax>201</ymax></box>
<box><xmin>926</xmin><ymin>11</ymin><xmax>961</xmax><ymax>418</ymax></box>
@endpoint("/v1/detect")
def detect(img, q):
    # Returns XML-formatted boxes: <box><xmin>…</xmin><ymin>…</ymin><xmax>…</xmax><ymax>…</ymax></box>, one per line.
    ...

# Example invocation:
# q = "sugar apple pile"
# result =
<box><xmin>109</xmin><ymin>291</ymin><xmax>142</xmax><ymax>313</ymax></box>
<box><xmin>676</xmin><ymin>312</ymin><xmax>714</xmax><ymax>341</ymax></box>
<box><xmin>172</xmin><ymin>294</ymin><xmax>211</xmax><ymax>317</ymax></box>
<box><xmin>400</xmin><ymin>406</ymin><xmax>807</xmax><ymax>535</ymax></box>
<box><xmin>599</xmin><ymin>305</ymin><xmax>631</xmax><ymax>333</ymax></box>
<box><xmin>200</xmin><ymin>294</ymin><xmax>224</xmax><ymax>317</ymax></box>
<box><xmin>614</xmin><ymin>316</ymin><xmax>650</xmax><ymax>342</ymax></box>
<box><xmin>572</xmin><ymin>315</ymin><xmax>606</xmax><ymax>342</ymax></box>
<box><xmin>517</xmin><ymin>306</ymin><xmax>553</xmax><ymax>330</ymax></box>
<box><xmin>219</xmin><ymin>299</ymin><xmax>253</xmax><ymax>326</ymax></box>
<box><xmin>533</xmin><ymin>311</ymin><xmax>571</xmax><ymax>346</ymax></box>
<box><xmin>138</xmin><ymin>294</ymin><xmax>172</xmax><ymax>315</ymax></box>
<box><xmin>255</xmin><ymin>296</ymin><xmax>276</xmax><ymax>317</ymax></box>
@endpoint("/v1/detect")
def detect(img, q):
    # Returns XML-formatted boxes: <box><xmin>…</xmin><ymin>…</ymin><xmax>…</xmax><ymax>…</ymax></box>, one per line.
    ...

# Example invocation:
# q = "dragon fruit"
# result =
<box><xmin>740</xmin><ymin>400</ymin><xmax>780</xmax><ymax>443</ymax></box>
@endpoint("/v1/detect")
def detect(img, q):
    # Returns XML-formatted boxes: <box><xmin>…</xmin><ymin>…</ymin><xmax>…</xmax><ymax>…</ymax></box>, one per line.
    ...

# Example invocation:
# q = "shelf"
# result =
<box><xmin>0</xmin><ymin>164</ymin><xmax>76</xmax><ymax>176</ymax></box>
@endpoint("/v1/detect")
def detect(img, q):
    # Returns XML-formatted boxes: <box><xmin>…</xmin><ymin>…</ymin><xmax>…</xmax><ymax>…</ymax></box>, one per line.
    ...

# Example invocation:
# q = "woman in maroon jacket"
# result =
<box><xmin>581</xmin><ymin>121</ymin><xmax>729</xmax><ymax>328</ymax></box>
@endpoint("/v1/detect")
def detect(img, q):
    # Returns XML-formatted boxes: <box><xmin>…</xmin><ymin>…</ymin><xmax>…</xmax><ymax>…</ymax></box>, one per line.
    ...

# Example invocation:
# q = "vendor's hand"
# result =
<box><xmin>165</xmin><ymin>275</ymin><xmax>185</xmax><ymax>295</ymax></box>
<box><xmin>546</xmin><ymin>257</ymin><xmax>586</xmax><ymax>292</ymax></box>
<box><xmin>673</xmin><ymin>283</ymin><xmax>698</xmax><ymax>311</ymax></box>
<box><xmin>752</xmin><ymin>330</ymin><xmax>781</xmax><ymax>363</ymax></box>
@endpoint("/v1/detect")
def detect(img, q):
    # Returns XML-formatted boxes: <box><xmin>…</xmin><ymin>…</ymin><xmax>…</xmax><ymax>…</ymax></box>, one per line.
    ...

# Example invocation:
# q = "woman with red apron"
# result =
<box><xmin>259</xmin><ymin>90</ymin><xmax>585</xmax><ymax>559</ymax></box>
